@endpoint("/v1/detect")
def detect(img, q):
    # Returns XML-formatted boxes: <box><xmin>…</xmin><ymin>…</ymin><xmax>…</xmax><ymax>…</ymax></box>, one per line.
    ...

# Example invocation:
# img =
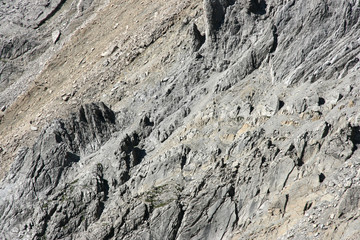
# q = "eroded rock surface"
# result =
<box><xmin>0</xmin><ymin>0</ymin><xmax>102</xmax><ymax>107</ymax></box>
<box><xmin>1</xmin><ymin>0</ymin><xmax>360</xmax><ymax>239</ymax></box>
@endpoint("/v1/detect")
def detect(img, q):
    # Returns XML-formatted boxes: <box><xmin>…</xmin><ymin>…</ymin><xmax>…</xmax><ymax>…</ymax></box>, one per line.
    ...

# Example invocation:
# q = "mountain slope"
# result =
<box><xmin>1</xmin><ymin>0</ymin><xmax>360</xmax><ymax>239</ymax></box>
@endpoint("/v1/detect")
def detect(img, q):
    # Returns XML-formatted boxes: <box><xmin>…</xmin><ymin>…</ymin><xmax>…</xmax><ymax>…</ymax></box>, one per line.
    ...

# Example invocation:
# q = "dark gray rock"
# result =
<box><xmin>2</xmin><ymin>0</ymin><xmax>360</xmax><ymax>239</ymax></box>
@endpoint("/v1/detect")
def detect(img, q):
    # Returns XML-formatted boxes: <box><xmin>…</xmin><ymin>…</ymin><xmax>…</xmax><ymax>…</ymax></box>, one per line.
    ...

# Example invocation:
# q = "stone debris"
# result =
<box><xmin>62</xmin><ymin>94</ymin><xmax>70</xmax><ymax>101</ymax></box>
<box><xmin>101</xmin><ymin>44</ymin><xmax>119</xmax><ymax>57</ymax></box>
<box><xmin>1</xmin><ymin>0</ymin><xmax>360</xmax><ymax>240</ymax></box>
<box><xmin>52</xmin><ymin>29</ymin><xmax>61</xmax><ymax>44</ymax></box>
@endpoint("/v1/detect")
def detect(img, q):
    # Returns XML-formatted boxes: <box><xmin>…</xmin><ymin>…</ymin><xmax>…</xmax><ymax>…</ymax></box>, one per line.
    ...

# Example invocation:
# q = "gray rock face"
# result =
<box><xmin>1</xmin><ymin>0</ymin><xmax>360</xmax><ymax>239</ymax></box>
<box><xmin>0</xmin><ymin>102</ymin><xmax>116</xmax><ymax>239</ymax></box>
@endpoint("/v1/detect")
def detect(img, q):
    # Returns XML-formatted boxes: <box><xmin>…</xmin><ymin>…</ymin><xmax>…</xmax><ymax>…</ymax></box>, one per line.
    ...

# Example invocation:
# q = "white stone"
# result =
<box><xmin>52</xmin><ymin>30</ymin><xmax>61</xmax><ymax>43</ymax></box>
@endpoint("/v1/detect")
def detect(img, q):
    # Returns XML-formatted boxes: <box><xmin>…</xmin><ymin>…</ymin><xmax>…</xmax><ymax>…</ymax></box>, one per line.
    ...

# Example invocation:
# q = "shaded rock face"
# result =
<box><xmin>1</xmin><ymin>0</ymin><xmax>360</xmax><ymax>240</ymax></box>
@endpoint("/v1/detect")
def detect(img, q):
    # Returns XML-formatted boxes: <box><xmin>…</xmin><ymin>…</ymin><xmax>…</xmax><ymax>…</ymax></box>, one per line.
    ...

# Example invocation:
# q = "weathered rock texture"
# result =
<box><xmin>0</xmin><ymin>0</ymin><xmax>103</xmax><ymax>111</ymax></box>
<box><xmin>1</xmin><ymin>0</ymin><xmax>360</xmax><ymax>239</ymax></box>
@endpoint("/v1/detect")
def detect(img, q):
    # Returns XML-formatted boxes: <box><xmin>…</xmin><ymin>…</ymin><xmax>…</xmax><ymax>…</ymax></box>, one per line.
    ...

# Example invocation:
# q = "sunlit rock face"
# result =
<box><xmin>1</xmin><ymin>0</ymin><xmax>360</xmax><ymax>239</ymax></box>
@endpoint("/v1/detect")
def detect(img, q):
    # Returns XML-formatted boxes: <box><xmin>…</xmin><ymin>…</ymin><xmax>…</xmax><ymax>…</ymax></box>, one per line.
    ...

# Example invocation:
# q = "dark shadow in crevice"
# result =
<box><xmin>282</xmin><ymin>194</ymin><xmax>289</xmax><ymax>217</ymax></box>
<box><xmin>102</xmin><ymin>178</ymin><xmax>110</xmax><ymax>201</ymax></box>
<box><xmin>132</xmin><ymin>147</ymin><xmax>146</xmax><ymax>166</ymax></box>
<box><xmin>350</xmin><ymin>126</ymin><xmax>360</xmax><ymax>152</ymax></box>
<box><xmin>65</xmin><ymin>152</ymin><xmax>80</xmax><ymax>164</ymax></box>
<box><xmin>142</xmin><ymin>115</ymin><xmax>154</xmax><ymax>127</ymax></box>
<box><xmin>303</xmin><ymin>201</ymin><xmax>312</xmax><ymax>214</ymax></box>
<box><xmin>270</xmin><ymin>26</ymin><xmax>278</xmax><ymax>53</ymax></box>
<box><xmin>173</xmin><ymin>203</ymin><xmax>185</xmax><ymax>239</ymax></box>
<box><xmin>318</xmin><ymin>97</ymin><xmax>326</xmax><ymax>106</ymax></box>
<box><xmin>249</xmin><ymin>0</ymin><xmax>267</xmax><ymax>15</ymax></box>
<box><xmin>278</xmin><ymin>100</ymin><xmax>285</xmax><ymax>110</ymax></box>
<box><xmin>180</xmin><ymin>154</ymin><xmax>187</xmax><ymax>169</ymax></box>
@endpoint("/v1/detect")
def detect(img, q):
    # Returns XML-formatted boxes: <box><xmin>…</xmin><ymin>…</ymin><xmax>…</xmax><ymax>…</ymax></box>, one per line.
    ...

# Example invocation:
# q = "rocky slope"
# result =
<box><xmin>0</xmin><ymin>0</ymin><xmax>102</xmax><ymax>101</ymax></box>
<box><xmin>0</xmin><ymin>0</ymin><xmax>108</xmax><ymax>175</ymax></box>
<box><xmin>1</xmin><ymin>0</ymin><xmax>360</xmax><ymax>239</ymax></box>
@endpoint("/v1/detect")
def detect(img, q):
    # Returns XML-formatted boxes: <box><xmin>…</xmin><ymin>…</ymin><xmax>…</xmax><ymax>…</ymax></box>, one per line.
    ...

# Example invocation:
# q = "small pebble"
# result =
<box><xmin>344</xmin><ymin>180</ymin><xmax>352</xmax><ymax>188</ymax></box>
<box><xmin>62</xmin><ymin>95</ymin><xmax>70</xmax><ymax>101</ymax></box>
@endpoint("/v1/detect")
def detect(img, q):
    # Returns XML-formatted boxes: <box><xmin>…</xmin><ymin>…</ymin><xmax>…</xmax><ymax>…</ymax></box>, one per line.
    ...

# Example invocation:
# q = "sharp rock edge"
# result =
<box><xmin>1</xmin><ymin>0</ymin><xmax>360</xmax><ymax>239</ymax></box>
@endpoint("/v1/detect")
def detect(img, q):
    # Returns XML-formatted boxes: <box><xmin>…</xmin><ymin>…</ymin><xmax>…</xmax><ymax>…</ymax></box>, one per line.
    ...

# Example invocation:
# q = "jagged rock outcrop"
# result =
<box><xmin>1</xmin><ymin>0</ymin><xmax>360</xmax><ymax>239</ymax></box>
<box><xmin>0</xmin><ymin>102</ymin><xmax>115</xmax><ymax>239</ymax></box>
